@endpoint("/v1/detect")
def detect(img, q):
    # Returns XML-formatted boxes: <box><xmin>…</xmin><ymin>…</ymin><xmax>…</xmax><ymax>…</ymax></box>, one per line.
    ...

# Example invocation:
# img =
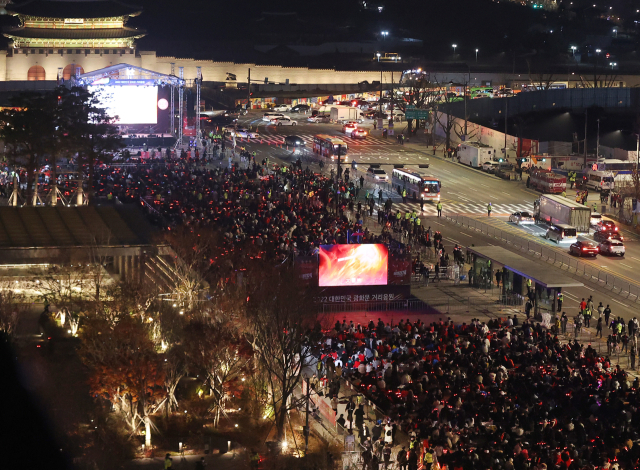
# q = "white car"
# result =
<box><xmin>263</xmin><ymin>112</ymin><xmax>285</xmax><ymax>121</ymax></box>
<box><xmin>598</xmin><ymin>239</ymin><xmax>625</xmax><ymax>256</ymax></box>
<box><xmin>272</xmin><ymin>104</ymin><xmax>290</xmax><ymax>112</ymax></box>
<box><xmin>482</xmin><ymin>161</ymin><xmax>500</xmax><ymax>173</ymax></box>
<box><xmin>367</xmin><ymin>168</ymin><xmax>388</xmax><ymax>181</ymax></box>
<box><xmin>307</xmin><ymin>114</ymin><xmax>330</xmax><ymax>123</ymax></box>
<box><xmin>271</xmin><ymin>116</ymin><xmax>297</xmax><ymax>126</ymax></box>
<box><xmin>509</xmin><ymin>211</ymin><xmax>535</xmax><ymax>225</ymax></box>
<box><xmin>234</xmin><ymin>128</ymin><xmax>259</xmax><ymax>139</ymax></box>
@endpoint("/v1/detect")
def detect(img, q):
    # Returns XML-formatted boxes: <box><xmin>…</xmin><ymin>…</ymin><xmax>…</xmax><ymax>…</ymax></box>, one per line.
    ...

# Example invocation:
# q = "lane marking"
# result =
<box><xmin>620</xmin><ymin>263</ymin><xmax>633</xmax><ymax>269</ymax></box>
<box><xmin>612</xmin><ymin>299</ymin><xmax>630</xmax><ymax>308</ymax></box>
<box><xmin>459</xmin><ymin>232</ymin><xmax>472</xmax><ymax>237</ymax></box>
<box><xmin>583</xmin><ymin>285</ymin><xmax>594</xmax><ymax>291</ymax></box>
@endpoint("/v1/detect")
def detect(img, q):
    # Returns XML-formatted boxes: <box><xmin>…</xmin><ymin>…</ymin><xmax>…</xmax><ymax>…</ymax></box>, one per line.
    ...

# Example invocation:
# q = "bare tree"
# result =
<box><xmin>394</xmin><ymin>73</ymin><xmax>442</xmax><ymax>135</ymax></box>
<box><xmin>526</xmin><ymin>57</ymin><xmax>556</xmax><ymax>90</ymax></box>
<box><xmin>244</xmin><ymin>266</ymin><xmax>318</xmax><ymax>442</ymax></box>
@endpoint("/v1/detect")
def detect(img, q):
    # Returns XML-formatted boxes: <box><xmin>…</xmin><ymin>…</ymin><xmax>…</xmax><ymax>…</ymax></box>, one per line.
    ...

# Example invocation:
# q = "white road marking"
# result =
<box><xmin>612</xmin><ymin>299</ymin><xmax>630</xmax><ymax>307</ymax></box>
<box><xmin>631</xmin><ymin>257</ymin><xmax>640</xmax><ymax>262</ymax></box>
<box><xmin>459</xmin><ymin>232</ymin><xmax>472</xmax><ymax>237</ymax></box>
<box><xmin>583</xmin><ymin>285</ymin><xmax>594</xmax><ymax>291</ymax></box>
<box><xmin>620</xmin><ymin>263</ymin><xmax>633</xmax><ymax>269</ymax></box>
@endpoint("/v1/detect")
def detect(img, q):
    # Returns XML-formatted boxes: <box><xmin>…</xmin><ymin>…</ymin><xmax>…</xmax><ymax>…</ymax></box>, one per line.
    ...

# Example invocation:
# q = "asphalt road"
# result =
<box><xmin>228</xmin><ymin>110</ymin><xmax>640</xmax><ymax>302</ymax></box>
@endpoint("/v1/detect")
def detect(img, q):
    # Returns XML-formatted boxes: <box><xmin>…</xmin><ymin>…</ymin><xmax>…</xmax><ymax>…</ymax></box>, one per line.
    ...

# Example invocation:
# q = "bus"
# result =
<box><xmin>313</xmin><ymin>135</ymin><xmax>348</xmax><ymax>161</ymax></box>
<box><xmin>391</xmin><ymin>168</ymin><xmax>441</xmax><ymax>201</ymax></box>
<box><xmin>596</xmin><ymin>159</ymin><xmax>636</xmax><ymax>172</ymax></box>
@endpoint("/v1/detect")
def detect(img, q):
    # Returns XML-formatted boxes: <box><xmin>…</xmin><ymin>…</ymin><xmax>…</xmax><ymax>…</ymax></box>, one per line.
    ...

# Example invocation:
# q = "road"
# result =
<box><xmin>224</xmin><ymin>110</ymin><xmax>640</xmax><ymax>308</ymax></box>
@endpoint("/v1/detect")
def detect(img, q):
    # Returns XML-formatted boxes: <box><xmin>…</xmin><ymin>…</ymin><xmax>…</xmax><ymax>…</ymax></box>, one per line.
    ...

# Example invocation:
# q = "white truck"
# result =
<box><xmin>535</xmin><ymin>194</ymin><xmax>591</xmax><ymax>232</ymax></box>
<box><xmin>458</xmin><ymin>142</ymin><xmax>496</xmax><ymax>168</ymax></box>
<box><xmin>330</xmin><ymin>106</ymin><xmax>365</xmax><ymax>123</ymax></box>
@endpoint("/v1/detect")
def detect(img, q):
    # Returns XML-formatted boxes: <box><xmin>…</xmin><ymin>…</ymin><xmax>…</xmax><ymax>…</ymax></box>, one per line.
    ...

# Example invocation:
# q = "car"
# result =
<box><xmin>234</xmin><ymin>128</ymin><xmax>259</xmax><ymax>139</ymax></box>
<box><xmin>598</xmin><ymin>239</ymin><xmax>625</xmax><ymax>256</ymax></box>
<box><xmin>482</xmin><ymin>161</ymin><xmax>500</xmax><ymax>173</ymax></box>
<box><xmin>594</xmin><ymin>226</ymin><xmax>624</xmax><ymax>243</ymax></box>
<box><xmin>597</xmin><ymin>220</ymin><xmax>618</xmax><ymax>232</ymax></box>
<box><xmin>307</xmin><ymin>114</ymin><xmax>330</xmax><ymax>123</ymax></box>
<box><xmin>291</xmin><ymin>104</ymin><xmax>311</xmax><ymax>113</ymax></box>
<box><xmin>262</xmin><ymin>112</ymin><xmax>285</xmax><ymax>122</ymax></box>
<box><xmin>509</xmin><ymin>211</ymin><xmax>535</xmax><ymax>225</ymax></box>
<box><xmin>342</xmin><ymin>123</ymin><xmax>358</xmax><ymax>136</ymax></box>
<box><xmin>272</xmin><ymin>104</ymin><xmax>290</xmax><ymax>112</ymax></box>
<box><xmin>367</xmin><ymin>167</ymin><xmax>388</xmax><ymax>181</ymax></box>
<box><xmin>590</xmin><ymin>212</ymin><xmax>602</xmax><ymax>226</ymax></box>
<box><xmin>270</xmin><ymin>116</ymin><xmax>297</xmax><ymax>126</ymax></box>
<box><xmin>569</xmin><ymin>240</ymin><xmax>599</xmax><ymax>257</ymax></box>
<box><xmin>284</xmin><ymin>135</ymin><xmax>304</xmax><ymax>146</ymax></box>
<box><xmin>352</xmin><ymin>128</ymin><xmax>368</xmax><ymax>139</ymax></box>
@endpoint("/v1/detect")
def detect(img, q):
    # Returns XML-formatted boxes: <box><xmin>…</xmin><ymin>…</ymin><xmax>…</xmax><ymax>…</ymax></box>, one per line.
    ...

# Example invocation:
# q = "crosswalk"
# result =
<box><xmin>376</xmin><ymin>201</ymin><xmax>533</xmax><ymax>216</ymax></box>
<box><xmin>232</xmin><ymin>132</ymin><xmax>395</xmax><ymax>147</ymax></box>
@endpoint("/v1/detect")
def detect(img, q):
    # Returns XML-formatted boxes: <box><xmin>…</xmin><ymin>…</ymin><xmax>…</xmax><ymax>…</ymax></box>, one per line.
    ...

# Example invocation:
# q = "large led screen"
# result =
<box><xmin>318</xmin><ymin>244</ymin><xmax>388</xmax><ymax>287</ymax></box>
<box><xmin>89</xmin><ymin>85</ymin><xmax>158</xmax><ymax>124</ymax></box>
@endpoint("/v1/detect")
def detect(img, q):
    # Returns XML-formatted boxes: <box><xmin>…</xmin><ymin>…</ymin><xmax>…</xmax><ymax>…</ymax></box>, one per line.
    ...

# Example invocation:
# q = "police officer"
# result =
<box><xmin>402</xmin><ymin>188</ymin><xmax>407</xmax><ymax>203</ymax></box>
<box><xmin>487</xmin><ymin>202</ymin><xmax>492</xmax><ymax>217</ymax></box>
<box><xmin>436</xmin><ymin>201</ymin><xmax>442</xmax><ymax>217</ymax></box>
<box><xmin>557</xmin><ymin>292</ymin><xmax>564</xmax><ymax>311</ymax></box>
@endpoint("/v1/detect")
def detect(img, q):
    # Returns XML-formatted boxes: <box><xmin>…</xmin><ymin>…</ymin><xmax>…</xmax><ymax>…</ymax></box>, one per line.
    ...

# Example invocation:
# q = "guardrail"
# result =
<box><xmin>444</xmin><ymin>212</ymin><xmax>640</xmax><ymax>303</ymax></box>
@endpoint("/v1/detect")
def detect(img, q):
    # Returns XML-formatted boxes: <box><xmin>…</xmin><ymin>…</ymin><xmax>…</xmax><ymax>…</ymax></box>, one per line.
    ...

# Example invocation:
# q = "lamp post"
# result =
<box><xmin>452</xmin><ymin>44</ymin><xmax>457</xmax><ymax>58</ymax></box>
<box><xmin>571</xmin><ymin>45</ymin><xmax>577</xmax><ymax>57</ymax></box>
<box><xmin>595</xmin><ymin>49</ymin><xmax>601</xmax><ymax>87</ymax></box>
<box><xmin>376</xmin><ymin>53</ymin><xmax>381</xmax><ymax>62</ymax></box>
<box><xmin>610</xmin><ymin>62</ymin><xmax>617</xmax><ymax>70</ymax></box>
<box><xmin>475</xmin><ymin>48</ymin><xmax>479</xmax><ymax>63</ymax></box>
<box><xmin>381</xmin><ymin>31</ymin><xmax>388</xmax><ymax>41</ymax></box>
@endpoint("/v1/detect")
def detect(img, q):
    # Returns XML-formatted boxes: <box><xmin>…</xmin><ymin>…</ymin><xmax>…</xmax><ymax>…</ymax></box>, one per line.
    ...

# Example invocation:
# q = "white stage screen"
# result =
<box><xmin>89</xmin><ymin>85</ymin><xmax>158</xmax><ymax>124</ymax></box>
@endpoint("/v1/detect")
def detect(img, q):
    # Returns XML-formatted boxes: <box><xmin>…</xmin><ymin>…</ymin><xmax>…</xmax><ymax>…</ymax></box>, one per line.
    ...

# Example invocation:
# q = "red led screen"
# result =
<box><xmin>318</xmin><ymin>244</ymin><xmax>388</xmax><ymax>287</ymax></box>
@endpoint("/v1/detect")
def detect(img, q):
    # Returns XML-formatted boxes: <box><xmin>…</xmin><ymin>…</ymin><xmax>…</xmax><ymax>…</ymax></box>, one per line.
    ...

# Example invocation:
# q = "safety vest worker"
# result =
<box><xmin>592</xmin><ymin>202</ymin><xmax>597</xmax><ymax>212</ymax></box>
<box><xmin>424</xmin><ymin>450</ymin><xmax>434</xmax><ymax>465</ymax></box>
<box><xmin>405</xmin><ymin>212</ymin><xmax>411</xmax><ymax>220</ymax></box>
<box><xmin>402</xmin><ymin>189</ymin><xmax>407</xmax><ymax>198</ymax></box>
<box><xmin>437</xmin><ymin>202</ymin><xmax>442</xmax><ymax>211</ymax></box>
<box><xmin>415</xmin><ymin>218</ymin><xmax>421</xmax><ymax>226</ymax></box>
<box><xmin>561</xmin><ymin>190</ymin><xmax>566</xmax><ymax>198</ymax></box>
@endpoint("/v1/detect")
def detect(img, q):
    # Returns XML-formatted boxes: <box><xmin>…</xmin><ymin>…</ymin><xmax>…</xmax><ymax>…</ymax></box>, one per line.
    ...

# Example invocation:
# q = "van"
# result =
<box><xmin>590</xmin><ymin>212</ymin><xmax>602</xmax><ymax>227</ymax></box>
<box><xmin>545</xmin><ymin>224</ymin><xmax>578</xmax><ymax>244</ymax></box>
<box><xmin>583</xmin><ymin>170</ymin><xmax>614</xmax><ymax>191</ymax></box>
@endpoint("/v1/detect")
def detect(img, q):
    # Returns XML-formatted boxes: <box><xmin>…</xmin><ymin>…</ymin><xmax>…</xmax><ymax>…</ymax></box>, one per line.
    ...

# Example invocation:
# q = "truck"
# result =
<box><xmin>534</xmin><ymin>194</ymin><xmax>591</xmax><ymax>232</ymax></box>
<box><xmin>330</xmin><ymin>106</ymin><xmax>365</xmax><ymax>123</ymax></box>
<box><xmin>457</xmin><ymin>142</ymin><xmax>496</xmax><ymax>168</ymax></box>
<box><xmin>529</xmin><ymin>169</ymin><xmax>566</xmax><ymax>194</ymax></box>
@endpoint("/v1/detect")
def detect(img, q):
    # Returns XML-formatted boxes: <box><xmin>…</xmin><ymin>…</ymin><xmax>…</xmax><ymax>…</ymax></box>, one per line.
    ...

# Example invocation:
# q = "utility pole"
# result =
<box><xmin>596</xmin><ymin>118</ymin><xmax>600</xmax><ymax>158</ymax></box>
<box><xmin>584</xmin><ymin>108</ymin><xmax>588</xmax><ymax>167</ymax></box>
<box><xmin>304</xmin><ymin>378</ymin><xmax>311</xmax><ymax>455</ymax></box>
<box><xmin>247</xmin><ymin>68</ymin><xmax>251</xmax><ymax>110</ymax></box>
<box><xmin>464</xmin><ymin>81</ymin><xmax>468</xmax><ymax>138</ymax></box>
<box><xmin>504</xmin><ymin>98</ymin><xmax>508</xmax><ymax>159</ymax></box>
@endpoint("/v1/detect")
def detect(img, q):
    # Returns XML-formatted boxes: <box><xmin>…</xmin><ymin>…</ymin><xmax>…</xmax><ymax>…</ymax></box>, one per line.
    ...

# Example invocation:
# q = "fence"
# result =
<box><xmin>444</xmin><ymin>212</ymin><xmax>640</xmax><ymax>303</ymax></box>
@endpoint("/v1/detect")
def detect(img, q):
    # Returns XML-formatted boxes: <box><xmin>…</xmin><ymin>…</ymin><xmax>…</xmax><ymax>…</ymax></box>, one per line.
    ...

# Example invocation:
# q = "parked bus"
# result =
<box><xmin>313</xmin><ymin>134</ymin><xmax>348</xmax><ymax>161</ymax></box>
<box><xmin>391</xmin><ymin>168</ymin><xmax>441</xmax><ymax>201</ymax></box>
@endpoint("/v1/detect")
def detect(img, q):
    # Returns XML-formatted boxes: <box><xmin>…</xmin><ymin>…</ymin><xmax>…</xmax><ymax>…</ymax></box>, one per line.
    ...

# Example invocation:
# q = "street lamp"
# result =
<box><xmin>381</xmin><ymin>31</ymin><xmax>388</xmax><ymax>41</ymax></box>
<box><xmin>452</xmin><ymin>44</ymin><xmax>457</xmax><ymax>58</ymax></box>
<box><xmin>610</xmin><ymin>62</ymin><xmax>617</xmax><ymax>70</ymax></box>
<box><xmin>475</xmin><ymin>48</ymin><xmax>479</xmax><ymax>63</ymax></box>
<box><xmin>570</xmin><ymin>46</ymin><xmax>577</xmax><ymax>56</ymax></box>
<box><xmin>376</xmin><ymin>52</ymin><xmax>381</xmax><ymax>62</ymax></box>
<box><xmin>613</xmin><ymin>28</ymin><xmax>617</xmax><ymax>37</ymax></box>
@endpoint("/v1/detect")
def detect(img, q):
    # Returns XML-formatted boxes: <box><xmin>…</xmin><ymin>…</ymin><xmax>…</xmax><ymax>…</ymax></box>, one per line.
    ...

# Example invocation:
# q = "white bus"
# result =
<box><xmin>391</xmin><ymin>168</ymin><xmax>441</xmax><ymax>201</ymax></box>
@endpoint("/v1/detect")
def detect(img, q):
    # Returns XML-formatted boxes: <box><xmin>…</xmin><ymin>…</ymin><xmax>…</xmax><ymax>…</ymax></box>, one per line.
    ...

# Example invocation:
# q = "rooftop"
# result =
<box><xmin>468</xmin><ymin>245</ymin><xmax>584</xmax><ymax>288</ymax></box>
<box><xmin>0</xmin><ymin>205</ymin><xmax>155</xmax><ymax>248</ymax></box>
<box><xmin>6</xmin><ymin>0</ymin><xmax>142</xmax><ymax>18</ymax></box>
<box><xmin>4</xmin><ymin>26</ymin><xmax>144</xmax><ymax>39</ymax></box>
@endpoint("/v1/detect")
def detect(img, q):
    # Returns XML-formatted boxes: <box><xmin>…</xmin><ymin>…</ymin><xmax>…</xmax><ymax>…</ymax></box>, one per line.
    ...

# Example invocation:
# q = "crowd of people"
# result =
<box><xmin>314</xmin><ymin>316</ymin><xmax>640</xmax><ymax>470</ymax></box>
<box><xmin>92</xmin><ymin>155</ymin><xmax>416</xmax><ymax>260</ymax></box>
